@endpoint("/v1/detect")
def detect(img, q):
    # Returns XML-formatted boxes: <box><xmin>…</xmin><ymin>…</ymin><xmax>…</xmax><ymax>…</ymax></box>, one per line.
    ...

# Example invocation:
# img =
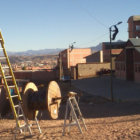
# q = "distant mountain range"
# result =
<box><xmin>7</xmin><ymin>48</ymin><xmax>64</xmax><ymax>56</ymax></box>
<box><xmin>6</xmin><ymin>40</ymin><xmax>124</xmax><ymax>56</ymax></box>
<box><xmin>6</xmin><ymin>46</ymin><xmax>101</xmax><ymax>56</ymax></box>
<box><xmin>90</xmin><ymin>40</ymin><xmax>125</xmax><ymax>52</ymax></box>
<box><xmin>90</xmin><ymin>43</ymin><xmax>102</xmax><ymax>52</ymax></box>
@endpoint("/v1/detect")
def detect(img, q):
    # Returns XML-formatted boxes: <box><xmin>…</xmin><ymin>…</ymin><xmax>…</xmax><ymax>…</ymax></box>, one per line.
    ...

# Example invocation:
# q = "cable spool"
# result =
<box><xmin>22</xmin><ymin>81</ymin><xmax>61</xmax><ymax>120</ymax></box>
<box><xmin>0</xmin><ymin>86</ymin><xmax>9</xmax><ymax>116</ymax></box>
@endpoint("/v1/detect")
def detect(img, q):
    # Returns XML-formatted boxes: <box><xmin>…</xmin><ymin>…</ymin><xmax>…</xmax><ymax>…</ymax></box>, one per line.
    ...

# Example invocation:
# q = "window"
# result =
<box><xmin>123</xmin><ymin>64</ymin><xmax>125</xmax><ymax>71</ymax></box>
<box><xmin>136</xmin><ymin>25</ymin><xmax>140</xmax><ymax>31</ymax></box>
<box><xmin>118</xmin><ymin>63</ymin><xmax>120</xmax><ymax>70</ymax></box>
<box><xmin>138</xmin><ymin>65</ymin><xmax>140</xmax><ymax>72</ymax></box>
<box><xmin>135</xmin><ymin>64</ymin><xmax>138</xmax><ymax>72</ymax></box>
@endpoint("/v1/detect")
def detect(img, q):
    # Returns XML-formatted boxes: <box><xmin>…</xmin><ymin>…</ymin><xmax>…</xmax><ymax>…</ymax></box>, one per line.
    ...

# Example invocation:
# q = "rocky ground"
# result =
<box><xmin>1</xmin><ymin>82</ymin><xmax>140</xmax><ymax>139</ymax></box>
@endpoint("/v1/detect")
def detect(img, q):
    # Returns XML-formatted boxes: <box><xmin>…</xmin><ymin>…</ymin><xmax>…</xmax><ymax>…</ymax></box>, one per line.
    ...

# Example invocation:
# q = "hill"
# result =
<box><xmin>7</xmin><ymin>48</ymin><xmax>63</xmax><ymax>56</ymax></box>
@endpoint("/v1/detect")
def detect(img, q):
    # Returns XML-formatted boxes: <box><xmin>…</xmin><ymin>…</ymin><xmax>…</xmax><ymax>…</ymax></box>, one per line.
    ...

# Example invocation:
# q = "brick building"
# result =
<box><xmin>102</xmin><ymin>41</ymin><xmax>126</xmax><ymax>70</ymax></box>
<box><xmin>85</xmin><ymin>50</ymin><xmax>103</xmax><ymax>63</ymax></box>
<box><xmin>59</xmin><ymin>48</ymin><xmax>91</xmax><ymax>69</ymax></box>
<box><xmin>115</xmin><ymin>15</ymin><xmax>140</xmax><ymax>82</ymax></box>
<box><xmin>115</xmin><ymin>38</ymin><xmax>140</xmax><ymax>82</ymax></box>
<box><xmin>59</xmin><ymin>48</ymin><xmax>91</xmax><ymax>77</ymax></box>
<box><xmin>128</xmin><ymin>15</ymin><xmax>140</xmax><ymax>38</ymax></box>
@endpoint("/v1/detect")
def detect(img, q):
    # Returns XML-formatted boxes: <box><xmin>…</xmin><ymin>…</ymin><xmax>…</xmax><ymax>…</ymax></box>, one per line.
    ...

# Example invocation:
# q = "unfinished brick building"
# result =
<box><xmin>115</xmin><ymin>15</ymin><xmax>140</xmax><ymax>82</ymax></box>
<box><xmin>128</xmin><ymin>15</ymin><xmax>140</xmax><ymax>38</ymax></box>
<box><xmin>115</xmin><ymin>38</ymin><xmax>140</xmax><ymax>82</ymax></box>
<box><xmin>59</xmin><ymin>48</ymin><xmax>91</xmax><ymax>77</ymax></box>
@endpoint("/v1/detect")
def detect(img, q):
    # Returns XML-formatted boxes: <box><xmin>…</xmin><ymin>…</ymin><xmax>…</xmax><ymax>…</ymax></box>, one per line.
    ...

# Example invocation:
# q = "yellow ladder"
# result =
<box><xmin>0</xmin><ymin>31</ymin><xmax>32</xmax><ymax>134</ymax></box>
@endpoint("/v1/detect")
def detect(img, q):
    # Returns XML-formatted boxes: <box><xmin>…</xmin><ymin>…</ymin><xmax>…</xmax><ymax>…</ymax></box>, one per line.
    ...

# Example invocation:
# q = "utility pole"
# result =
<box><xmin>69</xmin><ymin>42</ymin><xmax>76</xmax><ymax>85</ymax></box>
<box><xmin>109</xmin><ymin>21</ymin><xmax>122</xmax><ymax>102</ymax></box>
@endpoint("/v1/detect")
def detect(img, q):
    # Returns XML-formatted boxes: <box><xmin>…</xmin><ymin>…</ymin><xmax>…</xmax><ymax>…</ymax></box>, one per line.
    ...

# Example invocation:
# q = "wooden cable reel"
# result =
<box><xmin>22</xmin><ymin>81</ymin><xmax>61</xmax><ymax>120</ymax></box>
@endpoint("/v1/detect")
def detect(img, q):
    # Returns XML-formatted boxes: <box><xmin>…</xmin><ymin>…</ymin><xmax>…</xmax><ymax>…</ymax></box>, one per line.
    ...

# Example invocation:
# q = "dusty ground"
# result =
<box><xmin>1</xmin><ymin>82</ymin><xmax>140</xmax><ymax>139</ymax></box>
<box><xmin>1</xmin><ymin>101</ymin><xmax>140</xmax><ymax>140</ymax></box>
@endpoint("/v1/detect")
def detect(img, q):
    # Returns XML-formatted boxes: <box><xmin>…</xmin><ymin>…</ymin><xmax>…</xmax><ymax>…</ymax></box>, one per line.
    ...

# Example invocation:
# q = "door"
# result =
<box><xmin>126</xmin><ymin>49</ymin><xmax>134</xmax><ymax>81</ymax></box>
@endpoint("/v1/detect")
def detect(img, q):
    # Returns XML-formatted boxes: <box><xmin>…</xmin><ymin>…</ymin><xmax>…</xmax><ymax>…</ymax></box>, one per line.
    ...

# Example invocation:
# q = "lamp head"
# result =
<box><xmin>117</xmin><ymin>21</ymin><xmax>122</xmax><ymax>25</ymax></box>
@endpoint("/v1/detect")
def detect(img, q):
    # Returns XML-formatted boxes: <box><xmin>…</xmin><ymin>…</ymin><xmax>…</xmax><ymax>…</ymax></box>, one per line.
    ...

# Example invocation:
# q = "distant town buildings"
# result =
<box><xmin>8</xmin><ymin>15</ymin><xmax>140</xmax><ymax>83</ymax></box>
<box><xmin>11</xmin><ymin>57</ymin><xmax>57</xmax><ymax>71</ymax></box>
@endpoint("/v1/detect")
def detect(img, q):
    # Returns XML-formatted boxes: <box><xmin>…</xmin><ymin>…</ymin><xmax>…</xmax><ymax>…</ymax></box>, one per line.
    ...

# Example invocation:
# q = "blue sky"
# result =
<box><xmin>0</xmin><ymin>0</ymin><xmax>140</xmax><ymax>51</ymax></box>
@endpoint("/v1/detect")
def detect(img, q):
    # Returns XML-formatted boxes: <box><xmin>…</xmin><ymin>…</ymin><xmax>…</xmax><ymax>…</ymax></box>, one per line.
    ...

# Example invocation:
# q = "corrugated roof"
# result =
<box><xmin>128</xmin><ymin>38</ymin><xmax>140</xmax><ymax>46</ymax></box>
<box><xmin>128</xmin><ymin>15</ymin><xmax>140</xmax><ymax>22</ymax></box>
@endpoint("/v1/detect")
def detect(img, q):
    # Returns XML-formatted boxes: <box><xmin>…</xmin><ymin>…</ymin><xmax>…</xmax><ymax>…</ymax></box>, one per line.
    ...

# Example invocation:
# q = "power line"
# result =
<box><xmin>71</xmin><ymin>0</ymin><xmax>109</xmax><ymax>29</ymax></box>
<box><xmin>82</xmin><ymin>8</ymin><xmax>109</xmax><ymax>29</ymax></box>
<box><xmin>76</xmin><ymin>32</ymin><xmax>109</xmax><ymax>48</ymax></box>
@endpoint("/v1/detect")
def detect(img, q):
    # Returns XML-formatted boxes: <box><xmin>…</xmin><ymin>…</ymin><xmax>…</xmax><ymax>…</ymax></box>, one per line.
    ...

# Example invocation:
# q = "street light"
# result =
<box><xmin>69</xmin><ymin>42</ymin><xmax>76</xmax><ymax>52</ymax></box>
<box><xmin>109</xmin><ymin>21</ymin><xmax>122</xmax><ymax>102</ymax></box>
<box><xmin>69</xmin><ymin>42</ymin><xmax>76</xmax><ymax>68</ymax></box>
<box><xmin>69</xmin><ymin>42</ymin><xmax>76</xmax><ymax>87</ymax></box>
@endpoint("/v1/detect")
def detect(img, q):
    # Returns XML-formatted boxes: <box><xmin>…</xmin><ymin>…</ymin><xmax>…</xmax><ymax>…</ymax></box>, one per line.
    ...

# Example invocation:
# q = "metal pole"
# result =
<box><xmin>109</xmin><ymin>27</ymin><xmax>114</xmax><ymax>102</ymax></box>
<box><xmin>69</xmin><ymin>48</ymin><xmax>72</xmax><ymax>87</ymax></box>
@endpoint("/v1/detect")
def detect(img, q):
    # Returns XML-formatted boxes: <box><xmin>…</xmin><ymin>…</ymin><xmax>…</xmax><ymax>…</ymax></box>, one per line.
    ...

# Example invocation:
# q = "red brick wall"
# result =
<box><xmin>115</xmin><ymin>62</ymin><xmax>126</xmax><ymax>80</ymax></box>
<box><xmin>14</xmin><ymin>71</ymin><xmax>32</xmax><ymax>79</ymax></box>
<box><xmin>112</xmin><ymin>49</ymin><xmax>123</xmax><ymax>54</ymax></box>
<box><xmin>60</xmin><ymin>49</ymin><xmax>68</xmax><ymax>69</ymax></box>
<box><xmin>60</xmin><ymin>48</ymin><xmax>91</xmax><ymax>69</ymax></box>
<box><xmin>14</xmin><ymin>69</ymin><xmax>59</xmax><ymax>84</ymax></box>
<box><xmin>134</xmin><ymin>50</ymin><xmax>140</xmax><ymax>62</ymax></box>
<box><xmin>115</xmin><ymin>50</ymin><xmax>125</xmax><ymax>61</ymax></box>
<box><xmin>115</xmin><ymin>49</ymin><xmax>140</xmax><ymax>82</ymax></box>
<box><xmin>69</xmin><ymin>49</ymin><xmax>91</xmax><ymax>68</ymax></box>
<box><xmin>102</xmin><ymin>44</ymin><xmax>110</xmax><ymax>62</ymax></box>
<box><xmin>128</xmin><ymin>20</ymin><xmax>140</xmax><ymax>38</ymax></box>
<box><xmin>134</xmin><ymin>63</ymin><xmax>140</xmax><ymax>82</ymax></box>
<box><xmin>134</xmin><ymin>50</ymin><xmax>140</xmax><ymax>82</ymax></box>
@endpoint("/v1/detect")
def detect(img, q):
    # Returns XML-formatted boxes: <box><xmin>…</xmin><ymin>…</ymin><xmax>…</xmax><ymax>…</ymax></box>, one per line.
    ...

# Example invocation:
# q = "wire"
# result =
<box><xmin>71</xmin><ymin>0</ymin><xmax>109</xmax><ymax>29</ymax></box>
<box><xmin>76</xmin><ymin>32</ymin><xmax>109</xmax><ymax>48</ymax></box>
<box><xmin>82</xmin><ymin>8</ymin><xmax>109</xmax><ymax>29</ymax></box>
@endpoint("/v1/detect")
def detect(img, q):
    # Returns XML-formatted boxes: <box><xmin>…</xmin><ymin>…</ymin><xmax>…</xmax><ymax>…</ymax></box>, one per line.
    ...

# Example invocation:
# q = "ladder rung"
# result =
<box><xmin>5</xmin><ymin>76</ymin><xmax>12</xmax><ymax>79</ymax></box>
<box><xmin>19</xmin><ymin>124</ymin><xmax>26</xmax><ymax>129</ymax></box>
<box><xmin>14</xmin><ymin>105</ymin><xmax>19</xmax><ymax>108</ymax></box>
<box><xmin>66</xmin><ymin>122</ymin><xmax>77</xmax><ymax>126</ymax></box>
<box><xmin>8</xmin><ymin>85</ymin><xmax>15</xmax><ymax>88</ymax></box>
<box><xmin>2</xmin><ymin>66</ymin><xmax>9</xmax><ymax>69</ymax></box>
<box><xmin>18</xmin><ymin>114</ymin><xmax>24</xmax><ymax>118</ymax></box>
<box><xmin>30</xmin><ymin>123</ymin><xmax>37</xmax><ymax>126</ymax></box>
<box><xmin>0</xmin><ymin>56</ymin><xmax>6</xmax><ymax>59</ymax></box>
<box><xmin>11</xmin><ymin>94</ymin><xmax>18</xmax><ymax>98</ymax></box>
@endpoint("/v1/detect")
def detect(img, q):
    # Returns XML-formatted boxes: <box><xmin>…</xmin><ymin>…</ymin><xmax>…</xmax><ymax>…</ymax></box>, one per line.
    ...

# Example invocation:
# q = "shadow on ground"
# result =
<box><xmin>1</xmin><ymin>81</ymin><xmax>140</xmax><ymax>120</ymax></box>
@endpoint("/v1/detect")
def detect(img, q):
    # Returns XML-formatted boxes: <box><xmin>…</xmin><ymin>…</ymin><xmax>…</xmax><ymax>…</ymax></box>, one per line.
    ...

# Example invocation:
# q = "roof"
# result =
<box><xmin>102</xmin><ymin>41</ymin><xmax>126</xmax><ymax>49</ymax></box>
<box><xmin>127</xmin><ymin>47</ymin><xmax>140</xmax><ymax>53</ymax></box>
<box><xmin>128</xmin><ymin>15</ymin><xmax>140</xmax><ymax>22</ymax></box>
<box><xmin>128</xmin><ymin>38</ymin><xmax>140</xmax><ymax>46</ymax></box>
<box><xmin>135</xmin><ymin>47</ymin><xmax>140</xmax><ymax>53</ymax></box>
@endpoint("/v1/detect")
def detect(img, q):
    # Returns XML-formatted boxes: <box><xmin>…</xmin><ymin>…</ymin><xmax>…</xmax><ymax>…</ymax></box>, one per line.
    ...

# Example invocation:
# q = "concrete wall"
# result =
<box><xmin>77</xmin><ymin>63</ymin><xmax>110</xmax><ymax>79</ymax></box>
